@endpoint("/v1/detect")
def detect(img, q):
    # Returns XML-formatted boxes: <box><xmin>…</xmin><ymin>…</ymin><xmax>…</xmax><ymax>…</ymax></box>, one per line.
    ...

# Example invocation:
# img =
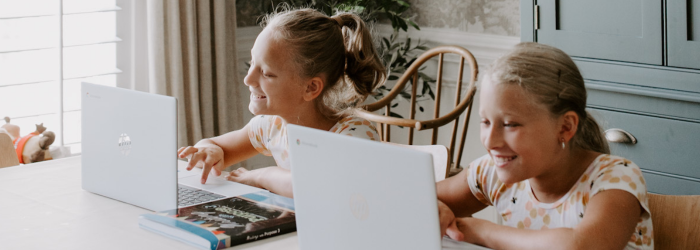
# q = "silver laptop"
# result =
<box><xmin>287</xmin><ymin>124</ymin><xmax>490</xmax><ymax>250</ymax></box>
<box><xmin>81</xmin><ymin>82</ymin><xmax>261</xmax><ymax>212</ymax></box>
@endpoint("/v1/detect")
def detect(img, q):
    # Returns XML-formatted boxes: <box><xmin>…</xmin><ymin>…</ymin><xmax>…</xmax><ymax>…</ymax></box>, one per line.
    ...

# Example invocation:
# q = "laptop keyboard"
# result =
<box><xmin>178</xmin><ymin>185</ymin><xmax>226</xmax><ymax>207</ymax></box>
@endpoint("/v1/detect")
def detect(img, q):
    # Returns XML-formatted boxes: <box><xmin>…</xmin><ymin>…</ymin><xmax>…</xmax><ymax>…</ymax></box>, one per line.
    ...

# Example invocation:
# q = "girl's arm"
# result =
<box><xmin>436</xmin><ymin>167</ymin><xmax>488</xmax><ymax>240</ymax></box>
<box><xmin>179</xmin><ymin>124</ymin><xmax>260</xmax><ymax>183</ymax></box>
<box><xmin>207</xmin><ymin>123</ymin><xmax>259</xmax><ymax>168</ymax></box>
<box><xmin>461</xmin><ymin>189</ymin><xmax>641</xmax><ymax>250</ymax></box>
<box><xmin>227</xmin><ymin>166</ymin><xmax>293</xmax><ymax>198</ymax></box>
<box><xmin>437</xmin><ymin>167</ymin><xmax>488</xmax><ymax>217</ymax></box>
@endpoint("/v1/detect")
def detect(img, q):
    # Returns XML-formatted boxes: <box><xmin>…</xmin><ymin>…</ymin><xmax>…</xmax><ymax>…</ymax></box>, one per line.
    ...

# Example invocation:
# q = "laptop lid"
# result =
<box><xmin>287</xmin><ymin>124</ymin><xmax>442</xmax><ymax>250</ymax></box>
<box><xmin>81</xmin><ymin>82</ymin><xmax>178</xmax><ymax>212</ymax></box>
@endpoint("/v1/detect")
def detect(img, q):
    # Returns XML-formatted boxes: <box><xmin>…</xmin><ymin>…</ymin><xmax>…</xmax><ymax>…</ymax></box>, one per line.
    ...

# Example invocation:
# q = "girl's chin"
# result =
<box><xmin>495</xmin><ymin>170</ymin><xmax>526</xmax><ymax>185</ymax></box>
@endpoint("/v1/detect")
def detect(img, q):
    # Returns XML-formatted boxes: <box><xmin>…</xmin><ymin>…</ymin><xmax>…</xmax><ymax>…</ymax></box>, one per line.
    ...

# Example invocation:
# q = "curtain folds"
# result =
<box><xmin>147</xmin><ymin>0</ymin><xmax>244</xmax><ymax>148</ymax></box>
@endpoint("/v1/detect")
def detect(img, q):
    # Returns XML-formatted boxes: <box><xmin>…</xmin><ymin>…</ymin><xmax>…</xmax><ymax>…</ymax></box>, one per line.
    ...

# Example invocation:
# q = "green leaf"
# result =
<box><xmin>394</xmin><ymin>0</ymin><xmax>410</xmax><ymax>7</ymax></box>
<box><xmin>389</xmin><ymin>111</ymin><xmax>404</xmax><ymax>119</ymax></box>
<box><xmin>398</xmin><ymin>18</ymin><xmax>408</xmax><ymax>31</ymax></box>
<box><xmin>382</xmin><ymin>38</ymin><xmax>391</xmax><ymax>50</ymax></box>
<box><xmin>391</xmin><ymin>102</ymin><xmax>399</xmax><ymax>108</ymax></box>
<box><xmin>427</xmin><ymin>86</ymin><xmax>435</xmax><ymax>100</ymax></box>
<box><xmin>388</xmin><ymin>75</ymin><xmax>399</xmax><ymax>81</ymax></box>
<box><xmin>415</xmin><ymin>45</ymin><xmax>429</xmax><ymax>50</ymax></box>
<box><xmin>419</xmin><ymin>106</ymin><xmax>424</xmax><ymax>112</ymax></box>
<box><xmin>409</xmin><ymin>20</ymin><xmax>420</xmax><ymax>30</ymax></box>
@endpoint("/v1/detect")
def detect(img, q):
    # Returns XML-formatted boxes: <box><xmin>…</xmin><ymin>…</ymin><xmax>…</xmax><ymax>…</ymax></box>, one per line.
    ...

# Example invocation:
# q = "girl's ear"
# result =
<box><xmin>303</xmin><ymin>76</ymin><xmax>324</xmax><ymax>101</ymax></box>
<box><xmin>559</xmin><ymin>110</ymin><xmax>579</xmax><ymax>143</ymax></box>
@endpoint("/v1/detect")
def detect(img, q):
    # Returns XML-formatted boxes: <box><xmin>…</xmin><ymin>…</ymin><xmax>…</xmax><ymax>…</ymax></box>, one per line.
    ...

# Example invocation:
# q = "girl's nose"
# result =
<box><xmin>482</xmin><ymin>127</ymin><xmax>503</xmax><ymax>150</ymax></box>
<box><xmin>244</xmin><ymin>70</ymin><xmax>256</xmax><ymax>87</ymax></box>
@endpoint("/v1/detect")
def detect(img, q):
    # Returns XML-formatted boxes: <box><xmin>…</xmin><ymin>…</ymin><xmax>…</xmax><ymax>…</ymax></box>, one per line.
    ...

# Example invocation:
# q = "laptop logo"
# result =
<box><xmin>349</xmin><ymin>194</ymin><xmax>369</xmax><ymax>220</ymax></box>
<box><xmin>118</xmin><ymin>133</ymin><xmax>132</xmax><ymax>156</ymax></box>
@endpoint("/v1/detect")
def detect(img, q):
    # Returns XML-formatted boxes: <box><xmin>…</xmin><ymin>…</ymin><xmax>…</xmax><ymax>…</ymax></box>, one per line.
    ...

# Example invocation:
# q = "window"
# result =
<box><xmin>0</xmin><ymin>0</ymin><xmax>134</xmax><ymax>156</ymax></box>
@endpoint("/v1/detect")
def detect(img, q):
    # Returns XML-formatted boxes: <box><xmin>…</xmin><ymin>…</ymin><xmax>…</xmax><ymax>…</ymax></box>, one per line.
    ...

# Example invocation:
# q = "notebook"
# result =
<box><xmin>81</xmin><ymin>82</ymin><xmax>261</xmax><ymax>212</ymax></box>
<box><xmin>287</xmin><ymin>124</ymin><xmax>490</xmax><ymax>250</ymax></box>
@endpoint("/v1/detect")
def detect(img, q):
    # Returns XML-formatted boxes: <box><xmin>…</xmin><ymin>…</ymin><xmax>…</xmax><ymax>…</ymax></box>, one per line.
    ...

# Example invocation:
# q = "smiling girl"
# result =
<box><xmin>437</xmin><ymin>43</ymin><xmax>653</xmax><ymax>249</ymax></box>
<box><xmin>177</xmin><ymin>8</ymin><xmax>385</xmax><ymax>198</ymax></box>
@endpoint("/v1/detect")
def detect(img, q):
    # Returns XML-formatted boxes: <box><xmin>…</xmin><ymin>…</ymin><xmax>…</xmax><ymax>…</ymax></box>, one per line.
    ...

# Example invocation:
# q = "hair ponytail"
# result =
<box><xmin>485</xmin><ymin>42</ymin><xmax>610</xmax><ymax>154</ymax></box>
<box><xmin>333</xmin><ymin>13</ymin><xmax>386</xmax><ymax>100</ymax></box>
<box><xmin>261</xmin><ymin>8</ymin><xmax>386</xmax><ymax>119</ymax></box>
<box><xmin>574</xmin><ymin>111</ymin><xmax>610</xmax><ymax>154</ymax></box>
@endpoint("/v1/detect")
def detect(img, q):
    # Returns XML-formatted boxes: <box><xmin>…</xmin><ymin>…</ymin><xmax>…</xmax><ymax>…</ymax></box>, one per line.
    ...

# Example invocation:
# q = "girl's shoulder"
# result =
<box><xmin>329</xmin><ymin>115</ymin><xmax>379</xmax><ymax>140</ymax></box>
<box><xmin>248</xmin><ymin>115</ymin><xmax>286</xmax><ymax>136</ymax></box>
<box><xmin>587</xmin><ymin>154</ymin><xmax>641</xmax><ymax>176</ymax></box>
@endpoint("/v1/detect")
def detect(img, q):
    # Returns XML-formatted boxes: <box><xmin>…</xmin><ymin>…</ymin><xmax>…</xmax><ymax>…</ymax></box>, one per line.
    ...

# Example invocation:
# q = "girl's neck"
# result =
<box><xmin>283</xmin><ymin>108</ymin><xmax>339</xmax><ymax>132</ymax></box>
<box><xmin>529</xmin><ymin>148</ymin><xmax>601</xmax><ymax>203</ymax></box>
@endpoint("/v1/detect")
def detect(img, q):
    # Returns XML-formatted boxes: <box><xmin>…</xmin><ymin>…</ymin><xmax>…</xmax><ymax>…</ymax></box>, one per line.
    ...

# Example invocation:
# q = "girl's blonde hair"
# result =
<box><xmin>261</xmin><ymin>8</ymin><xmax>386</xmax><ymax>119</ymax></box>
<box><xmin>485</xmin><ymin>42</ymin><xmax>610</xmax><ymax>154</ymax></box>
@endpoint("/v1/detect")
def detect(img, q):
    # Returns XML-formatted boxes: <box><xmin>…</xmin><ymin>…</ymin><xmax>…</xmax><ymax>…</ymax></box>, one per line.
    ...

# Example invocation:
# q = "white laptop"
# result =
<box><xmin>287</xmin><ymin>124</ymin><xmax>490</xmax><ymax>250</ymax></box>
<box><xmin>81</xmin><ymin>82</ymin><xmax>261</xmax><ymax>212</ymax></box>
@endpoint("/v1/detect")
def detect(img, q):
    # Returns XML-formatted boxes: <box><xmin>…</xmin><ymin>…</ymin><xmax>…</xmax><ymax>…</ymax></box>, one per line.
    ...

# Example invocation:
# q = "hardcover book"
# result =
<box><xmin>139</xmin><ymin>191</ymin><xmax>296</xmax><ymax>250</ymax></box>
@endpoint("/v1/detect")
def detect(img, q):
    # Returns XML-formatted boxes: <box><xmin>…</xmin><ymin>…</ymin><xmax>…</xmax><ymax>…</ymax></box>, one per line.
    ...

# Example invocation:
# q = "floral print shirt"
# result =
<box><xmin>247</xmin><ymin>115</ymin><xmax>379</xmax><ymax>169</ymax></box>
<box><xmin>467</xmin><ymin>154</ymin><xmax>653</xmax><ymax>250</ymax></box>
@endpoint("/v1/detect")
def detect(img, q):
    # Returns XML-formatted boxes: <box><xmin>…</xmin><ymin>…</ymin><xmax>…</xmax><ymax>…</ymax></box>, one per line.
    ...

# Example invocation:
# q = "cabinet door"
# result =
<box><xmin>536</xmin><ymin>0</ymin><xmax>662</xmax><ymax>65</ymax></box>
<box><xmin>668</xmin><ymin>0</ymin><xmax>700</xmax><ymax>69</ymax></box>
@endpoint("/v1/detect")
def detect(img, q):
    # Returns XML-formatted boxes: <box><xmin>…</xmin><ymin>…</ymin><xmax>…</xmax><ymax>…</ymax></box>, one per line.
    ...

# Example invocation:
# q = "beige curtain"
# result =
<box><xmin>147</xmin><ymin>0</ymin><xmax>245</xmax><ymax>149</ymax></box>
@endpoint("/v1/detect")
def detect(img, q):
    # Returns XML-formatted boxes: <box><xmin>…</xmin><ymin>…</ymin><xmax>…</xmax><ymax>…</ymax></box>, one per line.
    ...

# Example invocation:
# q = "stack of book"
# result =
<box><xmin>139</xmin><ymin>191</ymin><xmax>296</xmax><ymax>250</ymax></box>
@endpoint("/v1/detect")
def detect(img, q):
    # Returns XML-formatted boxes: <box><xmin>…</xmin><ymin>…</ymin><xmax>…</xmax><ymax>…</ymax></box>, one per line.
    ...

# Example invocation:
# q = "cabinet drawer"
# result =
<box><xmin>643</xmin><ymin>171</ymin><xmax>700</xmax><ymax>195</ymax></box>
<box><xmin>589</xmin><ymin>109</ymin><xmax>700</xmax><ymax>184</ymax></box>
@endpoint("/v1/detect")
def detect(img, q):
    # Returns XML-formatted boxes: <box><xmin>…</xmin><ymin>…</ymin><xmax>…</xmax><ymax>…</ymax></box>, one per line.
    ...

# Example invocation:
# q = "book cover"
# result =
<box><xmin>139</xmin><ymin>191</ymin><xmax>296</xmax><ymax>250</ymax></box>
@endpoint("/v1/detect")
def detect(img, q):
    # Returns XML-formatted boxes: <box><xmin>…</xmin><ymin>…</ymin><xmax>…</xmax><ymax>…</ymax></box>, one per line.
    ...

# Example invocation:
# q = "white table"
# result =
<box><xmin>0</xmin><ymin>156</ymin><xmax>488</xmax><ymax>250</ymax></box>
<box><xmin>0</xmin><ymin>156</ymin><xmax>298</xmax><ymax>250</ymax></box>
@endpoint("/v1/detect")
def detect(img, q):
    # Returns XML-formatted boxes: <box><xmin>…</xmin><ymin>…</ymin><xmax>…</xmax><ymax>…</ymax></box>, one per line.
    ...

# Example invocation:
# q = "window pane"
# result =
<box><xmin>0</xmin><ymin>49</ymin><xmax>58</xmax><ymax>86</ymax></box>
<box><xmin>0</xmin><ymin>82</ymin><xmax>59</xmax><ymax>118</ymax></box>
<box><xmin>63</xmin><ymin>110</ymin><xmax>80</xmax><ymax>144</ymax></box>
<box><xmin>0</xmin><ymin>16</ymin><xmax>58</xmax><ymax>52</ymax></box>
<box><xmin>63</xmin><ymin>12</ymin><xmax>116</xmax><ymax>46</ymax></box>
<box><xmin>63</xmin><ymin>43</ymin><xmax>117</xmax><ymax>79</ymax></box>
<box><xmin>63</xmin><ymin>74</ymin><xmax>116</xmax><ymax>111</ymax></box>
<box><xmin>8</xmin><ymin>114</ymin><xmax>60</xmax><ymax>145</ymax></box>
<box><xmin>63</xmin><ymin>0</ymin><xmax>116</xmax><ymax>14</ymax></box>
<box><xmin>0</xmin><ymin>0</ymin><xmax>57</xmax><ymax>18</ymax></box>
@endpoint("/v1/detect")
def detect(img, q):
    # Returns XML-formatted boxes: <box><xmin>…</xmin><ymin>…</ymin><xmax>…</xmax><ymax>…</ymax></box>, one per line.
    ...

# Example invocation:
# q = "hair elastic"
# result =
<box><xmin>331</xmin><ymin>16</ymin><xmax>344</xmax><ymax>27</ymax></box>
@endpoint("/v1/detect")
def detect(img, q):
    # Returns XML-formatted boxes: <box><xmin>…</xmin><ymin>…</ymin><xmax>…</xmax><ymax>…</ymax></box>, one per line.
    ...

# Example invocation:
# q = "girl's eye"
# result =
<box><xmin>504</xmin><ymin>123</ymin><xmax>519</xmax><ymax>127</ymax></box>
<box><xmin>480</xmin><ymin>120</ymin><xmax>490</xmax><ymax>126</ymax></box>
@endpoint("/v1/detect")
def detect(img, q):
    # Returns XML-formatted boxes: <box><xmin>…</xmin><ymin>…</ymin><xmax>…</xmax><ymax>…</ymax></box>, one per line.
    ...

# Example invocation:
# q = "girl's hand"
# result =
<box><xmin>438</xmin><ymin>200</ymin><xmax>464</xmax><ymax>241</ymax></box>
<box><xmin>226</xmin><ymin>167</ymin><xmax>263</xmax><ymax>188</ymax></box>
<box><xmin>178</xmin><ymin>145</ymin><xmax>224</xmax><ymax>184</ymax></box>
<box><xmin>454</xmin><ymin>217</ymin><xmax>491</xmax><ymax>246</ymax></box>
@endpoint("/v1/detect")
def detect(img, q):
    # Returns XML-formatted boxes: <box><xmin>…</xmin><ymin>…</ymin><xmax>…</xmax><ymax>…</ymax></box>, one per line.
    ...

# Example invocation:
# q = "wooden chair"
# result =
<box><xmin>357</xmin><ymin>45</ymin><xmax>478</xmax><ymax>176</ymax></box>
<box><xmin>0</xmin><ymin>133</ymin><xmax>20</xmax><ymax>168</ymax></box>
<box><xmin>390</xmin><ymin>143</ymin><xmax>450</xmax><ymax>182</ymax></box>
<box><xmin>647</xmin><ymin>193</ymin><xmax>700</xmax><ymax>250</ymax></box>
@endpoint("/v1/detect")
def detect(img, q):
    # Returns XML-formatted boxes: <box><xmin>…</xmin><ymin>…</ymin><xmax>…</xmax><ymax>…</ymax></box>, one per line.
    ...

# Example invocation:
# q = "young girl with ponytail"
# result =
<box><xmin>177</xmin><ymin>8</ymin><xmax>385</xmax><ymax>198</ymax></box>
<box><xmin>437</xmin><ymin>42</ymin><xmax>653</xmax><ymax>249</ymax></box>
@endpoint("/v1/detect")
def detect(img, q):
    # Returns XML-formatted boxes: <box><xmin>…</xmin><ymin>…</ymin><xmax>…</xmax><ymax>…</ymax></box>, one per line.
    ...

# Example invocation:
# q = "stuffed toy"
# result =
<box><xmin>0</xmin><ymin>117</ymin><xmax>55</xmax><ymax>164</ymax></box>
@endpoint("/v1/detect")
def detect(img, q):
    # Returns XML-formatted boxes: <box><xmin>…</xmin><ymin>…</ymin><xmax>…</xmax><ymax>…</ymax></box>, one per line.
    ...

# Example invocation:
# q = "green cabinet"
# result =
<box><xmin>668</xmin><ymin>0</ymin><xmax>700</xmax><ymax>69</ymax></box>
<box><xmin>522</xmin><ymin>0</ymin><xmax>700</xmax><ymax>195</ymax></box>
<box><xmin>536</xmin><ymin>0</ymin><xmax>662</xmax><ymax>65</ymax></box>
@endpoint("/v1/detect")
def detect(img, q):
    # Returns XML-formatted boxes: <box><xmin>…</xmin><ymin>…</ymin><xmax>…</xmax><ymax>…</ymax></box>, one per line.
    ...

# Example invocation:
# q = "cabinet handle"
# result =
<box><xmin>604</xmin><ymin>128</ymin><xmax>637</xmax><ymax>145</ymax></box>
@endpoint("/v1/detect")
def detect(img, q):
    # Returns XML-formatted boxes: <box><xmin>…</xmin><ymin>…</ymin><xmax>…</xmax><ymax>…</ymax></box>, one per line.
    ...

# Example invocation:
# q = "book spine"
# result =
<box><xmin>228</xmin><ymin>221</ymin><xmax>297</xmax><ymax>245</ymax></box>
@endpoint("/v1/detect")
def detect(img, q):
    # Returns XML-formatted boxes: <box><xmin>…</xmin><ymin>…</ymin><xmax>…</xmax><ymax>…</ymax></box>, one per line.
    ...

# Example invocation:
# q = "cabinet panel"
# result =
<box><xmin>589</xmin><ymin>108</ymin><xmax>700</xmax><ymax>183</ymax></box>
<box><xmin>644</xmin><ymin>171</ymin><xmax>700</xmax><ymax>195</ymax></box>
<box><xmin>668</xmin><ymin>0</ymin><xmax>700</xmax><ymax>69</ymax></box>
<box><xmin>536</xmin><ymin>0</ymin><xmax>662</xmax><ymax>65</ymax></box>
